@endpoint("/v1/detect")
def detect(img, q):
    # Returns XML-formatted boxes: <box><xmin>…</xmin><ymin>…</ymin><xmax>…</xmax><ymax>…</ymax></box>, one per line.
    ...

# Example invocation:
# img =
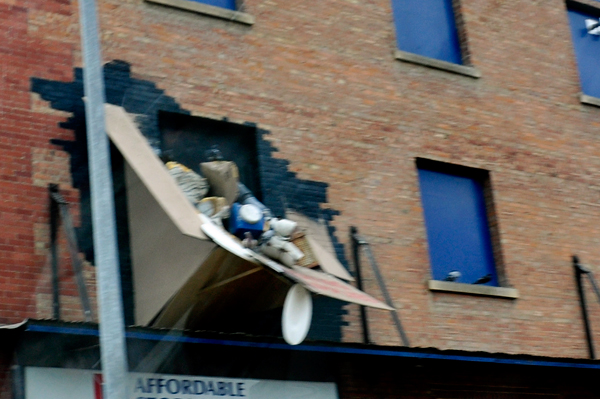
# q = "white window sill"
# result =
<box><xmin>428</xmin><ymin>280</ymin><xmax>518</xmax><ymax>299</ymax></box>
<box><xmin>580</xmin><ymin>94</ymin><xmax>600</xmax><ymax>108</ymax></box>
<box><xmin>145</xmin><ymin>0</ymin><xmax>255</xmax><ymax>25</ymax></box>
<box><xmin>395</xmin><ymin>50</ymin><xmax>481</xmax><ymax>79</ymax></box>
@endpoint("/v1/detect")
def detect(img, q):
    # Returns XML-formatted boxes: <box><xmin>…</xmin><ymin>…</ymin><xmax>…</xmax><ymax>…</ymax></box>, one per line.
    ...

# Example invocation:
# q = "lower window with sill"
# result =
<box><xmin>190</xmin><ymin>0</ymin><xmax>236</xmax><ymax>10</ymax></box>
<box><xmin>416</xmin><ymin>158</ymin><xmax>500</xmax><ymax>286</ymax></box>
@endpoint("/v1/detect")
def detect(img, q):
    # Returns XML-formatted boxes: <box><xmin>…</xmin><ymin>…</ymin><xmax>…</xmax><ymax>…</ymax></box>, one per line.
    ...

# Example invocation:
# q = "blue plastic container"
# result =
<box><xmin>229</xmin><ymin>203</ymin><xmax>265</xmax><ymax>239</ymax></box>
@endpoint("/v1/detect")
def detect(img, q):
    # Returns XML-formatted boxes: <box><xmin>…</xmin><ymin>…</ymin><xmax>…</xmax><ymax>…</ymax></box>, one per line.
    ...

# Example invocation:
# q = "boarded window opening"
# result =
<box><xmin>159</xmin><ymin>111</ymin><xmax>262</xmax><ymax>201</ymax></box>
<box><xmin>416</xmin><ymin>158</ymin><xmax>502</xmax><ymax>286</ymax></box>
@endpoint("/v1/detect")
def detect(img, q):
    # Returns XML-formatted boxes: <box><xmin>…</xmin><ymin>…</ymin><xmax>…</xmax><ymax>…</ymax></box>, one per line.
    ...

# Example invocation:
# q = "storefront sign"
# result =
<box><xmin>25</xmin><ymin>368</ymin><xmax>338</xmax><ymax>399</ymax></box>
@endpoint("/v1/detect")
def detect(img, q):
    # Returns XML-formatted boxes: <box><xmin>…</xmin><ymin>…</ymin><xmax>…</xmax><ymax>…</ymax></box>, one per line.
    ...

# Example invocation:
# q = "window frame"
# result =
<box><xmin>158</xmin><ymin>110</ymin><xmax>262</xmax><ymax>199</ymax></box>
<box><xmin>416</xmin><ymin>159</ymin><xmax>515</xmax><ymax>298</ymax></box>
<box><xmin>145</xmin><ymin>0</ymin><xmax>255</xmax><ymax>25</ymax></box>
<box><xmin>391</xmin><ymin>0</ymin><xmax>480</xmax><ymax>78</ymax></box>
<box><xmin>566</xmin><ymin>0</ymin><xmax>600</xmax><ymax>105</ymax></box>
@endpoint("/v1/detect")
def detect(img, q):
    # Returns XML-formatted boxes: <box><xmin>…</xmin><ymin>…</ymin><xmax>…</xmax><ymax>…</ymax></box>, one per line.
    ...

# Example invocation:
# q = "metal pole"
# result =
<box><xmin>50</xmin><ymin>186</ymin><xmax>94</xmax><ymax>322</ymax></box>
<box><xmin>350</xmin><ymin>226</ymin><xmax>370</xmax><ymax>344</ymax></box>
<box><xmin>573</xmin><ymin>256</ymin><xmax>595</xmax><ymax>359</ymax></box>
<box><xmin>585</xmin><ymin>271</ymin><xmax>600</xmax><ymax>306</ymax></box>
<box><xmin>360</xmin><ymin>241</ymin><xmax>410</xmax><ymax>347</ymax></box>
<box><xmin>49</xmin><ymin>184</ymin><xmax>60</xmax><ymax>320</ymax></box>
<box><xmin>78</xmin><ymin>0</ymin><xmax>129</xmax><ymax>397</ymax></box>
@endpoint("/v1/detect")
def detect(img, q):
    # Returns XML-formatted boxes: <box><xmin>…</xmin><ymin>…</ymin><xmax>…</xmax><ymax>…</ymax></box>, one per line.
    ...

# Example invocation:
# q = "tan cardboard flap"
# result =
<box><xmin>200</xmin><ymin>219</ymin><xmax>392</xmax><ymax>311</ymax></box>
<box><xmin>284</xmin><ymin>266</ymin><xmax>394</xmax><ymax>311</ymax></box>
<box><xmin>286</xmin><ymin>210</ymin><xmax>354</xmax><ymax>281</ymax></box>
<box><xmin>305</xmin><ymin>236</ymin><xmax>354</xmax><ymax>281</ymax></box>
<box><xmin>152</xmin><ymin>247</ymin><xmax>261</xmax><ymax>328</ymax></box>
<box><xmin>126</xmin><ymin>163</ymin><xmax>218</xmax><ymax>325</ymax></box>
<box><xmin>105</xmin><ymin>105</ymin><xmax>218</xmax><ymax>325</ymax></box>
<box><xmin>105</xmin><ymin>104</ymin><xmax>206</xmax><ymax>240</ymax></box>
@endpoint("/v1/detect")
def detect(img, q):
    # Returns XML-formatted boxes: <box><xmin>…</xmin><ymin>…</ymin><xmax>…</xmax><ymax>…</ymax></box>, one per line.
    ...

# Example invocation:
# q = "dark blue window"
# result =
<box><xmin>567</xmin><ymin>4</ymin><xmax>600</xmax><ymax>98</ymax></box>
<box><xmin>391</xmin><ymin>0</ymin><xmax>462</xmax><ymax>64</ymax></box>
<box><xmin>417</xmin><ymin>160</ymin><xmax>498</xmax><ymax>286</ymax></box>
<box><xmin>191</xmin><ymin>0</ymin><xmax>236</xmax><ymax>10</ymax></box>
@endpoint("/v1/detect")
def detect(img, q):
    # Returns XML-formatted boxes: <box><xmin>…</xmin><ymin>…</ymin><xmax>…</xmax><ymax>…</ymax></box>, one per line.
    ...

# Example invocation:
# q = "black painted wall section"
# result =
<box><xmin>31</xmin><ymin>60</ymin><xmax>348</xmax><ymax>341</ymax></box>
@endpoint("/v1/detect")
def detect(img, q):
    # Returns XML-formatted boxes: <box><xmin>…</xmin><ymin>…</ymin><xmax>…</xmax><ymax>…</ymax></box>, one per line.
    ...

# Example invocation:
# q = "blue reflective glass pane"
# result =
<box><xmin>418</xmin><ymin>169</ymin><xmax>498</xmax><ymax>285</ymax></box>
<box><xmin>191</xmin><ymin>0</ymin><xmax>236</xmax><ymax>10</ymax></box>
<box><xmin>568</xmin><ymin>9</ymin><xmax>600</xmax><ymax>98</ymax></box>
<box><xmin>392</xmin><ymin>0</ymin><xmax>462</xmax><ymax>64</ymax></box>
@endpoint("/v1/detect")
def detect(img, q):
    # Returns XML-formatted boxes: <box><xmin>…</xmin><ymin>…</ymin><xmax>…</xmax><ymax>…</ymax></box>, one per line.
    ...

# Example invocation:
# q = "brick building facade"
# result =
<box><xmin>2</xmin><ymin>0</ymin><xmax>600</xmax><ymax>397</ymax></box>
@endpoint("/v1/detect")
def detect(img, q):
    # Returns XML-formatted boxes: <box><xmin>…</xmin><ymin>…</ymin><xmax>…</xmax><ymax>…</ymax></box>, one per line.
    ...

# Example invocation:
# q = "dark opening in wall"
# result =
<box><xmin>159</xmin><ymin>111</ymin><xmax>261</xmax><ymax>199</ymax></box>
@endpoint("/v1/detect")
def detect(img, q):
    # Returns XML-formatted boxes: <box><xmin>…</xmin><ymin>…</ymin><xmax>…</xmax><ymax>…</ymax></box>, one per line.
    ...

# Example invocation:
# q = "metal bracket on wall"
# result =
<box><xmin>350</xmin><ymin>227</ymin><xmax>410</xmax><ymax>346</ymax></box>
<box><xmin>49</xmin><ymin>184</ymin><xmax>94</xmax><ymax>322</ymax></box>
<box><xmin>573</xmin><ymin>255</ymin><xmax>600</xmax><ymax>359</ymax></box>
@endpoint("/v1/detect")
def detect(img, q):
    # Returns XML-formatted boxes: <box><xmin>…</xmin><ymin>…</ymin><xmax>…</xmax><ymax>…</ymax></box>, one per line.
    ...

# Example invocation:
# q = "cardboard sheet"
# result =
<box><xmin>200</xmin><ymin>219</ymin><xmax>394</xmax><ymax>312</ymax></box>
<box><xmin>286</xmin><ymin>211</ymin><xmax>354</xmax><ymax>281</ymax></box>
<box><xmin>105</xmin><ymin>104</ymin><xmax>216</xmax><ymax>325</ymax></box>
<box><xmin>152</xmin><ymin>247</ymin><xmax>262</xmax><ymax>328</ymax></box>
<box><xmin>105</xmin><ymin>104</ymin><xmax>207</xmax><ymax>240</ymax></box>
<box><xmin>284</xmin><ymin>266</ymin><xmax>393</xmax><ymax>311</ymax></box>
<box><xmin>305</xmin><ymin>236</ymin><xmax>354</xmax><ymax>281</ymax></box>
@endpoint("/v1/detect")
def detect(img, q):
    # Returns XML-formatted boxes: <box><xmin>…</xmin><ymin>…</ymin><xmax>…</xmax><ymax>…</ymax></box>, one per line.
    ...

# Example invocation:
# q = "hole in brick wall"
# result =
<box><xmin>31</xmin><ymin>60</ymin><xmax>348</xmax><ymax>340</ymax></box>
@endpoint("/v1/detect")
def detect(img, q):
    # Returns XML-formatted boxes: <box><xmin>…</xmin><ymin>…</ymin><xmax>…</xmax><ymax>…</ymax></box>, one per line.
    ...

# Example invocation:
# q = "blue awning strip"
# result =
<box><xmin>26</xmin><ymin>324</ymin><xmax>600</xmax><ymax>370</ymax></box>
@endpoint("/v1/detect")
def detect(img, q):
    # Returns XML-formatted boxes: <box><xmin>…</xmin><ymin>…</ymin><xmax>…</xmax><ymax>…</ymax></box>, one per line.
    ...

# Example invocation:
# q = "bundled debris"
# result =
<box><xmin>164</xmin><ymin>147</ymin><xmax>307</xmax><ymax>268</ymax></box>
<box><xmin>106</xmin><ymin>104</ymin><xmax>393</xmax><ymax>347</ymax></box>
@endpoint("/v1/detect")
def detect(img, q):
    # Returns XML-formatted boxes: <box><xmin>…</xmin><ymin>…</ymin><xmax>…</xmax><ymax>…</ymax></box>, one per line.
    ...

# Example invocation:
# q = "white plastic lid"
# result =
<box><xmin>239</xmin><ymin>204</ymin><xmax>262</xmax><ymax>224</ymax></box>
<box><xmin>281</xmin><ymin>284</ymin><xmax>313</xmax><ymax>345</ymax></box>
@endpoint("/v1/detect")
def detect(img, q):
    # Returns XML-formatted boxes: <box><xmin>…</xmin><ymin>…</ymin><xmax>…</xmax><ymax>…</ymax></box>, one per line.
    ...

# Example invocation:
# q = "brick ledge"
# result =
<box><xmin>145</xmin><ymin>0</ymin><xmax>255</xmax><ymax>25</ymax></box>
<box><xmin>580</xmin><ymin>94</ymin><xmax>600</xmax><ymax>108</ymax></box>
<box><xmin>428</xmin><ymin>280</ymin><xmax>518</xmax><ymax>299</ymax></box>
<box><xmin>395</xmin><ymin>50</ymin><xmax>481</xmax><ymax>79</ymax></box>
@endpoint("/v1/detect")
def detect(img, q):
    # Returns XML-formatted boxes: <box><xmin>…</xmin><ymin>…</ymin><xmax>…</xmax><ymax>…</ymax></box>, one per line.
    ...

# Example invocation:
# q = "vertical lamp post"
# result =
<box><xmin>78</xmin><ymin>0</ymin><xmax>129</xmax><ymax>398</ymax></box>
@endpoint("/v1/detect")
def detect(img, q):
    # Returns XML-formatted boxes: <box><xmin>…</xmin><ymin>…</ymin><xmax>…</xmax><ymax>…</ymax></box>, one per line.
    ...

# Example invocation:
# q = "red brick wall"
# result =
<box><xmin>4</xmin><ymin>0</ymin><xmax>600</xmax><ymax>359</ymax></box>
<box><xmin>0</xmin><ymin>0</ymin><xmax>97</xmax><ymax>324</ymax></box>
